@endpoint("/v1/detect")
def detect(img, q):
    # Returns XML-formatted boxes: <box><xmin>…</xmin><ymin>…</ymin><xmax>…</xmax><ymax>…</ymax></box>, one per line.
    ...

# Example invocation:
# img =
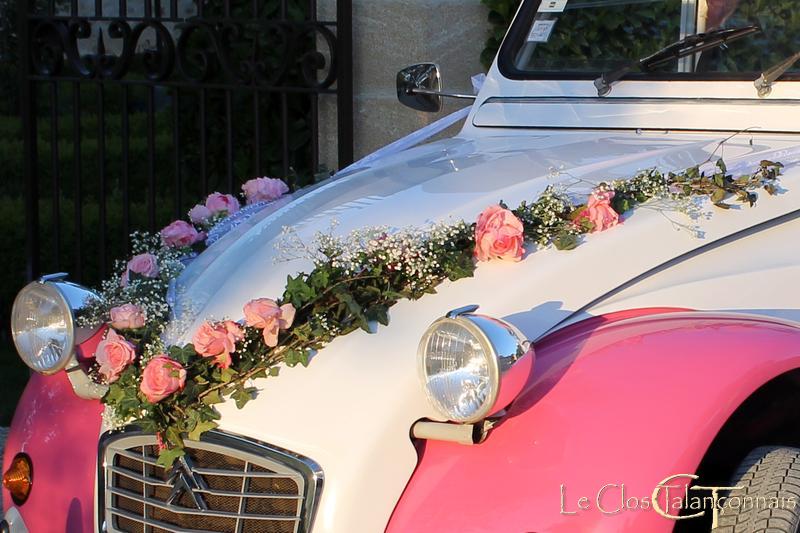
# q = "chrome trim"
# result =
<box><xmin>98</xmin><ymin>428</ymin><xmax>323</xmax><ymax>533</ymax></box>
<box><xmin>64</xmin><ymin>356</ymin><xmax>108</xmax><ymax>400</ymax></box>
<box><xmin>445</xmin><ymin>304</ymin><xmax>480</xmax><ymax>318</ymax></box>
<box><xmin>48</xmin><ymin>279</ymin><xmax>102</xmax><ymax>345</ymax></box>
<box><xmin>2</xmin><ymin>508</ymin><xmax>29</xmax><ymax>533</ymax></box>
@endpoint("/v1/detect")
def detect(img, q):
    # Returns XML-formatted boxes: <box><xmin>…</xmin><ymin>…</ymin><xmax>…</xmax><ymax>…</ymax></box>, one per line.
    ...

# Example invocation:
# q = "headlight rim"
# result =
<box><xmin>417</xmin><ymin>314</ymin><xmax>504</xmax><ymax>424</ymax></box>
<box><xmin>11</xmin><ymin>279</ymin><xmax>78</xmax><ymax>375</ymax></box>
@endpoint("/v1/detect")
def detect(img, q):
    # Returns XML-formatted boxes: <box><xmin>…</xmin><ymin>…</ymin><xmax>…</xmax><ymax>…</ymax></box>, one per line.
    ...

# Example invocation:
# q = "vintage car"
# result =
<box><xmin>4</xmin><ymin>0</ymin><xmax>800</xmax><ymax>532</ymax></box>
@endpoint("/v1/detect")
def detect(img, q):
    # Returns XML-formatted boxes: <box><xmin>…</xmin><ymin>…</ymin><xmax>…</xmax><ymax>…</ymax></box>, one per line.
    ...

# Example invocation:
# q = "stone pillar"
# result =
<box><xmin>318</xmin><ymin>0</ymin><xmax>490</xmax><ymax>172</ymax></box>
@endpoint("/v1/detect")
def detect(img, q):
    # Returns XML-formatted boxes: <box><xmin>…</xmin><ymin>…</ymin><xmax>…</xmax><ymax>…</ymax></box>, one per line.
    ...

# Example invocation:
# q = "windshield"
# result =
<box><xmin>500</xmin><ymin>0</ymin><xmax>800</xmax><ymax>79</ymax></box>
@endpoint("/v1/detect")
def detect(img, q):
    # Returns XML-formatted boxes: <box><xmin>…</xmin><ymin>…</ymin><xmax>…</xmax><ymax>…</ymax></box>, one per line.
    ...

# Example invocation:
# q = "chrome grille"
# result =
<box><xmin>99</xmin><ymin>430</ymin><xmax>322</xmax><ymax>533</ymax></box>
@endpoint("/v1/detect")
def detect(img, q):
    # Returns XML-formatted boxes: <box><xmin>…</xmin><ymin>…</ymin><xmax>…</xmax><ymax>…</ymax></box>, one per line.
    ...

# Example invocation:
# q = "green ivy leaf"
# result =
<box><xmin>156</xmin><ymin>446</ymin><xmax>186</xmax><ymax>468</ymax></box>
<box><xmin>711</xmin><ymin>188</ymin><xmax>727</xmax><ymax>204</ymax></box>
<box><xmin>553</xmin><ymin>232</ymin><xmax>578</xmax><ymax>251</ymax></box>
<box><xmin>284</xmin><ymin>274</ymin><xmax>316</xmax><ymax>307</ymax></box>
<box><xmin>366</xmin><ymin>305</ymin><xmax>390</xmax><ymax>327</ymax></box>
<box><xmin>202</xmin><ymin>390</ymin><xmax>224</xmax><ymax>405</ymax></box>
<box><xmin>188</xmin><ymin>420</ymin><xmax>218</xmax><ymax>442</ymax></box>
<box><xmin>231</xmin><ymin>386</ymin><xmax>257</xmax><ymax>409</ymax></box>
<box><xmin>220</xmin><ymin>367</ymin><xmax>236</xmax><ymax>383</ymax></box>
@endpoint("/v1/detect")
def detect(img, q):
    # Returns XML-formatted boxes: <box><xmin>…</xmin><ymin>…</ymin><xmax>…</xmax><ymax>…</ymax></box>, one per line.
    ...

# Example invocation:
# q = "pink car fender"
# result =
<box><xmin>2</xmin><ymin>329</ymin><xmax>105</xmax><ymax>533</ymax></box>
<box><xmin>387</xmin><ymin>309</ymin><xmax>800</xmax><ymax>533</ymax></box>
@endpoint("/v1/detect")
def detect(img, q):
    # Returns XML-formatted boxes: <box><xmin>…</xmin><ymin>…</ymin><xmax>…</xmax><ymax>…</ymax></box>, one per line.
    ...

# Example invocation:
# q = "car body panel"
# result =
<box><xmin>145</xmin><ymin>133</ymin><xmax>799</xmax><ymax>532</ymax></box>
<box><xmin>2</xmin><ymin>331</ymin><xmax>104</xmax><ymax>532</ymax></box>
<box><xmin>386</xmin><ymin>311</ymin><xmax>800</xmax><ymax>532</ymax></box>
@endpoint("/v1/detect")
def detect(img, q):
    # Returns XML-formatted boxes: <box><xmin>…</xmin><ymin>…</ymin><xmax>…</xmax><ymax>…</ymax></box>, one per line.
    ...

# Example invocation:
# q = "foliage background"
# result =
<box><xmin>479</xmin><ymin>0</ymin><xmax>800</xmax><ymax>72</ymax></box>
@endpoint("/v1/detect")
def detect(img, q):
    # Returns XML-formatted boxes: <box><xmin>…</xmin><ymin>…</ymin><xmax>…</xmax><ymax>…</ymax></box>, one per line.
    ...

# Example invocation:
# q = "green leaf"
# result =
<box><xmin>188</xmin><ymin>420</ymin><xmax>218</xmax><ymax>441</ymax></box>
<box><xmin>268</xmin><ymin>366</ymin><xmax>281</xmax><ymax>377</ymax></box>
<box><xmin>283</xmin><ymin>348</ymin><xmax>309</xmax><ymax>368</ymax></box>
<box><xmin>220</xmin><ymin>367</ymin><xmax>236</xmax><ymax>383</ymax></box>
<box><xmin>553</xmin><ymin>232</ymin><xmax>578</xmax><ymax>251</ymax></box>
<box><xmin>366</xmin><ymin>305</ymin><xmax>390</xmax><ymax>327</ymax></box>
<box><xmin>202</xmin><ymin>390</ymin><xmax>224</xmax><ymax>405</ymax></box>
<box><xmin>231</xmin><ymin>387</ymin><xmax>255</xmax><ymax>409</ymax></box>
<box><xmin>284</xmin><ymin>274</ymin><xmax>316</xmax><ymax>307</ymax></box>
<box><xmin>711</xmin><ymin>188</ymin><xmax>727</xmax><ymax>204</ymax></box>
<box><xmin>308</xmin><ymin>268</ymin><xmax>330</xmax><ymax>290</ymax></box>
<box><xmin>156</xmin><ymin>447</ymin><xmax>186</xmax><ymax>468</ymax></box>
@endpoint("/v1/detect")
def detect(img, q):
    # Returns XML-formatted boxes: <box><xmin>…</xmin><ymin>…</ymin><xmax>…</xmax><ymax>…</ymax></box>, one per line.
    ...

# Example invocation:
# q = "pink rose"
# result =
<box><xmin>205</xmin><ymin>192</ymin><xmax>240</xmax><ymax>216</ymax></box>
<box><xmin>160</xmin><ymin>220</ymin><xmax>201</xmax><ymax>248</ymax></box>
<box><xmin>474</xmin><ymin>205</ymin><xmax>525</xmax><ymax>262</ymax></box>
<box><xmin>192</xmin><ymin>320</ymin><xmax>244</xmax><ymax>369</ymax></box>
<box><xmin>140</xmin><ymin>356</ymin><xmax>186</xmax><ymax>403</ymax></box>
<box><xmin>241</xmin><ymin>177</ymin><xmax>289</xmax><ymax>205</ymax></box>
<box><xmin>95</xmin><ymin>329</ymin><xmax>136</xmax><ymax>383</ymax></box>
<box><xmin>243</xmin><ymin>298</ymin><xmax>296</xmax><ymax>347</ymax></box>
<box><xmin>575</xmin><ymin>190</ymin><xmax>620</xmax><ymax>233</ymax></box>
<box><xmin>109</xmin><ymin>303</ymin><xmax>146</xmax><ymax>330</ymax></box>
<box><xmin>188</xmin><ymin>204</ymin><xmax>212</xmax><ymax>224</ymax></box>
<box><xmin>121</xmin><ymin>253</ymin><xmax>159</xmax><ymax>287</ymax></box>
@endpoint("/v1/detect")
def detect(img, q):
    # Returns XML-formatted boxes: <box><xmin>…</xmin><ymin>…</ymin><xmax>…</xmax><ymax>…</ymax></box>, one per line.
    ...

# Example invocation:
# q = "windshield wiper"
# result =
<box><xmin>755</xmin><ymin>51</ymin><xmax>800</xmax><ymax>97</ymax></box>
<box><xmin>594</xmin><ymin>25</ymin><xmax>761</xmax><ymax>97</ymax></box>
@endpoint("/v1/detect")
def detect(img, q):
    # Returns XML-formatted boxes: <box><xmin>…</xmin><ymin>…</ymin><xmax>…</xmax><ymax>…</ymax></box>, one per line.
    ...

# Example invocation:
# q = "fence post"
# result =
<box><xmin>336</xmin><ymin>0</ymin><xmax>354</xmax><ymax>168</ymax></box>
<box><xmin>19</xmin><ymin>0</ymin><xmax>39</xmax><ymax>281</ymax></box>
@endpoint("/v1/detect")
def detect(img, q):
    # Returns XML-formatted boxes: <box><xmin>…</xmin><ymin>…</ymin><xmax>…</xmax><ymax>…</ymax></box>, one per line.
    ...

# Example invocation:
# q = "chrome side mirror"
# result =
<box><xmin>396</xmin><ymin>63</ymin><xmax>443</xmax><ymax>112</ymax></box>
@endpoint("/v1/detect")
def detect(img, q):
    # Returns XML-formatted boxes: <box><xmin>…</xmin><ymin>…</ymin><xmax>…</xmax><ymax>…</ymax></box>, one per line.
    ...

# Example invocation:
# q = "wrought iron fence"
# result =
<box><xmin>18</xmin><ymin>0</ymin><xmax>353</xmax><ymax>283</ymax></box>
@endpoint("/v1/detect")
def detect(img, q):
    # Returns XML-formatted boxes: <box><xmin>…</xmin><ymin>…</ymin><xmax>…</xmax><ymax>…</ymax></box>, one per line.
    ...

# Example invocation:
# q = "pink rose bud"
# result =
<box><xmin>140</xmin><ymin>355</ymin><xmax>186</xmax><ymax>403</ymax></box>
<box><xmin>121</xmin><ymin>253</ymin><xmax>160</xmax><ymax>287</ymax></box>
<box><xmin>243</xmin><ymin>298</ymin><xmax>296</xmax><ymax>347</ymax></box>
<box><xmin>192</xmin><ymin>320</ymin><xmax>244</xmax><ymax>369</ymax></box>
<box><xmin>95</xmin><ymin>329</ymin><xmax>137</xmax><ymax>383</ymax></box>
<box><xmin>241</xmin><ymin>177</ymin><xmax>289</xmax><ymax>205</ymax></box>
<box><xmin>188</xmin><ymin>204</ymin><xmax>212</xmax><ymax>224</ymax></box>
<box><xmin>160</xmin><ymin>220</ymin><xmax>201</xmax><ymax>248</ymax></box>
<box><xmin>109</xmin><ymin>303</ymin><xmax>146</xmax><ymax>330</ymax></box>
<box><xmin>575</xmin><ymin>190</ymin><xmax>620</xmax><ymax>233</ymax></box>
<box><xmin>205</xmin><ymin>192</ymin><xmax>240</xmax><ymax>216</ymax></box>
<box><xmin>474</xmin><ymin>205</ymin><xmax>525</xmax><ymax>262</ymax></box>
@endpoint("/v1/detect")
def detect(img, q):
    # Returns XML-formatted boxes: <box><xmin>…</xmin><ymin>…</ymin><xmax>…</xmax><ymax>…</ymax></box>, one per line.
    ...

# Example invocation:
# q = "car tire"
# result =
<box><xmin>713</xmin><ymin>446</ymin><xmax>800</xmax><ymax>533</ymax></box>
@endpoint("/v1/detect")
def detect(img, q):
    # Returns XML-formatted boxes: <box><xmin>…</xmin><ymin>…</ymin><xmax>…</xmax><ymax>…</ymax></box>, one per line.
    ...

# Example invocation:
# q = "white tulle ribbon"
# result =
<box><xmin>338</xmin><ymin>106</ymin><xmax>473</xmax><ymax>175</ymax></box>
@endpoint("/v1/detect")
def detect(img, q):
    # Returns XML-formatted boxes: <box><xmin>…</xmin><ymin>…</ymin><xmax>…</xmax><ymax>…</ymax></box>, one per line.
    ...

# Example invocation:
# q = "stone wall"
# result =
<box><xmin>318</xmin><ymin>0</ymin><xmax>490</xmax><ymax>171</ymax></box>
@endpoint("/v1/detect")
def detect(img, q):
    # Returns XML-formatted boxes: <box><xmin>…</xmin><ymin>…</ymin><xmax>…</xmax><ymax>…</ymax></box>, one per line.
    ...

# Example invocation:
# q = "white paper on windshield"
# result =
<box><xmin>537</xmin><ymin>0</ymin><xmax>568</xmax><ymax>12</ymax></box>
<box><xmin>527</xmin><ymin>19</ymin><xmax>556</xmax><ymax>42</ymax></box>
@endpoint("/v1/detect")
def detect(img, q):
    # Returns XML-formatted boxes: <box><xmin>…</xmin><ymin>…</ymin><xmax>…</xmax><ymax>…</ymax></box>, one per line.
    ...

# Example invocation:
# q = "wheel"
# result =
<box><xmin>714</xmin><ymin>446</ymin><xmax>800</xmax><ymax>532</ymax></box>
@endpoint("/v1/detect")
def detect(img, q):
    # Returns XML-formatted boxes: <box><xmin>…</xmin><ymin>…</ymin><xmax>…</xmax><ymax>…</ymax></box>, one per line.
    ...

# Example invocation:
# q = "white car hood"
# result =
<box><xmin>167</xmin><ymin>131</ymin><xmax>800</xmax><ymax>533</ymax></box>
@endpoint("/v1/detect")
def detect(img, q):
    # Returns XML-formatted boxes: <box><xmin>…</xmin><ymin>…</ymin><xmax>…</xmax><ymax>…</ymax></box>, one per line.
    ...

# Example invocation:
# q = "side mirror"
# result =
<box><xmin>396</xmin><ymin>63</ymin><xmax>443</xmax><ymax>113</ymax></box>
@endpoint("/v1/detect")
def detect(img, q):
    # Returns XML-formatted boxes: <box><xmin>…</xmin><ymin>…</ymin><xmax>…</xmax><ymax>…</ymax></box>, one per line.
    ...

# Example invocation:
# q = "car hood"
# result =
<box><xmin>164</xmin><ymin>130</ymin><xmax>800</xmax><ymax>533</ymax></box>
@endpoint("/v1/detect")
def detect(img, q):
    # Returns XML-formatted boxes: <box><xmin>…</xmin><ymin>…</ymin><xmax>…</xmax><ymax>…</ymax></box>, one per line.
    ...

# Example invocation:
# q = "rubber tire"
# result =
<box><xmin>713</xmin><ymin>446</ymin><xmax>800</xmax><ymax>533</ymax></box>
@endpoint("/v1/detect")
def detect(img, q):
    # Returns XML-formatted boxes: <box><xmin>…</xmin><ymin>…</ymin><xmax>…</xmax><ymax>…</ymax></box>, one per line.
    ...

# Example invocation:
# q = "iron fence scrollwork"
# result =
<box><xmin>19</xmin><ymin>0</ymin><xmax>353</xmax><ymax>283</ymax></box>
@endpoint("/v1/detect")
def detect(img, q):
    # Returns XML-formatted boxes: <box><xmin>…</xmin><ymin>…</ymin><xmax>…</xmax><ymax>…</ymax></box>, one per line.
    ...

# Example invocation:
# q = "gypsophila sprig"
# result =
<box><xmin>84</xmin><ymin>159</ymin><xmax>782</xmax><ymax>466</ymax></box>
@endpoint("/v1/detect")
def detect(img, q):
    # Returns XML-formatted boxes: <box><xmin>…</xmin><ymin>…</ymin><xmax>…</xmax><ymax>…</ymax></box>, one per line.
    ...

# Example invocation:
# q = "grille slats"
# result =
<box><xmin>107</xmin><ymin>486</ymin><xmax>302</xmax><ymax>521</ymax></box>
<box><xmin>100</xmin><ymin>431</ymin><xmax>322</xmax><ymax>533</ymax></box>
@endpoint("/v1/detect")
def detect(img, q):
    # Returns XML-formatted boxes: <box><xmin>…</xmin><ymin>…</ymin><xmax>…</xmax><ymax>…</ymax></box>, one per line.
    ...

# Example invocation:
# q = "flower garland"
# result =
<box><xmin>81</xmin><ymin>160</ymin><xmax>783</xmax><ymax>466</ymax></box>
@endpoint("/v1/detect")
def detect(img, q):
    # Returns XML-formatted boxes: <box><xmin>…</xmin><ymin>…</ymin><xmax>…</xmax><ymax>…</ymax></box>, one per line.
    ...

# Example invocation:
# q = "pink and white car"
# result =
<box><xmin>4</xmin><ymin>1</ymin><xmax>800</xmax><ymax>532</ymax></box>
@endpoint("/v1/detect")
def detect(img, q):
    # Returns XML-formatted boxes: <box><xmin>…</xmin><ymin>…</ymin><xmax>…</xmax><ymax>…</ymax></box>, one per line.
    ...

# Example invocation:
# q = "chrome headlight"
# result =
<box><xmin>11</xmin><ymin>274</ymin><xmax>100</xmax><ymax>374</ymax></box>
<box><xmin>418</xmin><ymin>305</ymin><xmax>534</xmax><ymax>423</ymax></box>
